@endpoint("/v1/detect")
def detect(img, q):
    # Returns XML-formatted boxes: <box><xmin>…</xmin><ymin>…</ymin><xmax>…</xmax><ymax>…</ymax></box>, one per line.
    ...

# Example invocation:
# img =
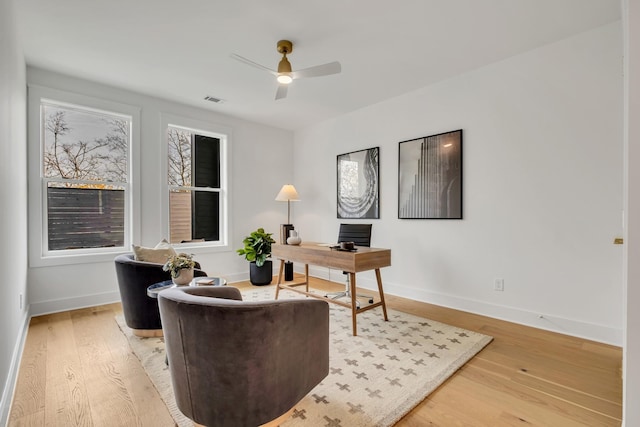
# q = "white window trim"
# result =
<box><xmin>28</xmin><ymin>85</ymin><xmax>141</xmax><ymax>267</ymax></box>
<box><xmin>160</xmin><ymin>113</ymin><xmax>232</xmax><ymax>254</ymax></box>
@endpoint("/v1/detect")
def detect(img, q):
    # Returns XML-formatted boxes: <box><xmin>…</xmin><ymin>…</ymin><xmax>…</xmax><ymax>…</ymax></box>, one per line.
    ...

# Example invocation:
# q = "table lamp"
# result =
<box><xmin>275</xmin><ymin>184</ymin><xmax>300</xmax><ymax>281</ymax></box>
<box><xmin>275</xmin><ymin>184</ymin><xmax>300</xmax><ymax>245</ymax></box>
<box><xmin>275</xmin><ymin>184</ymin><xmax>300</xmax><ymax>226</ymax></box>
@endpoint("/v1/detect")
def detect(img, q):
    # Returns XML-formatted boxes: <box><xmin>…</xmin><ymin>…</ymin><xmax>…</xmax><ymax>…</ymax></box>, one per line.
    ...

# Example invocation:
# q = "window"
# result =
<box><xmin>43</xmin><ymin>102</ymin><xmax>131</xmax><ymax>251</ymax></box>
<box><xmin>165</xmin><ymin>121</ymin><xmax>228</xmax><ymax>247</ymax></box>
<box><xmin>28</xmin><ymin>86</ymin><xmax>139</xmax><ymax>266</ymax></box>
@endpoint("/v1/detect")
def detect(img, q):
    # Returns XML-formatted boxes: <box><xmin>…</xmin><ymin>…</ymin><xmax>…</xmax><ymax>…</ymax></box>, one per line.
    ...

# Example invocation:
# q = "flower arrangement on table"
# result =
<box><xmin>162</xmin><ymin>253</ymin><xmax>196</xmax><ymax>278</ymax></box>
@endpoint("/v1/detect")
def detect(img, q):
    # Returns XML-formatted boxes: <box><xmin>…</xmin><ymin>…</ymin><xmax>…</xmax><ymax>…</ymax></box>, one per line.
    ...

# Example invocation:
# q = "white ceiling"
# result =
<box><xmin>15</xmin><ymin>0</ymin><xmax>621</xmax><ymax>131</ymax></box>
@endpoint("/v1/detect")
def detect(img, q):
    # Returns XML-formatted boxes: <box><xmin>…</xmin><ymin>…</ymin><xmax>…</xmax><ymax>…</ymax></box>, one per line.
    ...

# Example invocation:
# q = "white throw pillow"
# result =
<box><xmin>132</xmin><ymin>239</ymin><xmax>177</xmax><ymax>264</ymax></box>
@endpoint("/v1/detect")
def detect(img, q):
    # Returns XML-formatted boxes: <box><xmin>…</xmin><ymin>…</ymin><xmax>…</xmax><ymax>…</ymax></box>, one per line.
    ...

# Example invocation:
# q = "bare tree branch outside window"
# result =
<box><xmin>95</xmin><ymin>118</ymin><xmax>128</xmax><ymax>182</ymax></box>
<box><xmin>167</xmin><ymin>127</ymin><xmax>192</xmax><ymax>187</ymax></box>
<box><xmin>43</xmin><ymin>107</ymin><xmax>128</xmax><ymax>185</ymax></box>
<box><xmin>44</xmin><ymin>110</ymin><xmax>70</xmax><ymax>178</ymax></box>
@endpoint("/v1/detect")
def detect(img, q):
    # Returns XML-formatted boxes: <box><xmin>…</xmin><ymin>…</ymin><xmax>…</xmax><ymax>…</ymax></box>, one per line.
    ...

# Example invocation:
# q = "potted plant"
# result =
<box><xmin>237</xmin><ymin>228</ymin><xmax>276</xmax><ymax>285</ymax></box>
<box><xmin>163</xmin><ymin>253</ymin><xmax>196</xmax><ymax>285</ymax></box>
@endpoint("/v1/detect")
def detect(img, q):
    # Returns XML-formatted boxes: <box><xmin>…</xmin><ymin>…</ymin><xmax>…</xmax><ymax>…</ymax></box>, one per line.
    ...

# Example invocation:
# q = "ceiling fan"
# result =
<box><xmin>231</xmin><ymin>40</ymin><xmax>341</xmax><ymax>100</ymax></box>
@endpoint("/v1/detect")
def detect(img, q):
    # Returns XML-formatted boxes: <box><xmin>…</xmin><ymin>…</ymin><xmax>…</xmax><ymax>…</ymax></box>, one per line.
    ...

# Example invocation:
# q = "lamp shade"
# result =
<box><xmin>275</xmin><ymin>184</ymin><xmax>300</xmax><ymax>202</ymax></box>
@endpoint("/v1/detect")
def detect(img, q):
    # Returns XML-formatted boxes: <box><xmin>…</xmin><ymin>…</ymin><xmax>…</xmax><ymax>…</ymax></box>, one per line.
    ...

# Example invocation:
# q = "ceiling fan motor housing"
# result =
<box><xmin>277</xmin><ymin>40</ymin><xmax>293</xmax><ymax>74</ymax></box>
<box><xmin>277</xmin><ymin>39</ymin><xmax>293</xmax><ymax>54</ymax></box>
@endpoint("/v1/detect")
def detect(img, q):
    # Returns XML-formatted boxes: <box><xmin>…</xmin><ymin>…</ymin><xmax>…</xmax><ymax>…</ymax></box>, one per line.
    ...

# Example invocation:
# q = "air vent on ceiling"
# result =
<box><xmin>204</xmin><ymin>95</ymin><xmax>223</xmax><ymax>103</ymax></box>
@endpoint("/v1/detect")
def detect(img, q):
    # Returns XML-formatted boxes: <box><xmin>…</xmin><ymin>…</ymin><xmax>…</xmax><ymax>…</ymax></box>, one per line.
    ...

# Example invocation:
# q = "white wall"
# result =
<box><xmin>26</xmin><ymin>68</ymin><xmax>294</xmax><ymax>315</ymax></box>
<box><xmin>623</xmin><ymin>0</ymin><xmax>640</xmax><ymax>424</ymax></box>
<box><xmin>294</xmin><ymin>22</ymin><xmax>624</xmax><ymax>345</ymax></box>
<box><xmin>0</xmin><ymin>0</ymin><xmax>29</xmax><ymax>422</ymax></box>
<box><xmin>3</xmin><ymin>7</ymin><xmax>634</xmax><ymax>424</ymax></box>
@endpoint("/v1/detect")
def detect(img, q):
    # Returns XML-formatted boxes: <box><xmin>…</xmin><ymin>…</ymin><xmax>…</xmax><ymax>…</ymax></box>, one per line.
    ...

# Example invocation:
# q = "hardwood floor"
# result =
<box><xmin>9</xmin><ymin>277</ymin><xmax>622</xmax><ymax>426</ymax></box>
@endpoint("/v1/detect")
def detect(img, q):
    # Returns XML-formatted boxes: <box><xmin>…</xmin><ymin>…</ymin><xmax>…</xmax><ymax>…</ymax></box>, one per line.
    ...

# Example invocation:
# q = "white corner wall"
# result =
<box><xmin>26</xmin><ymin>68</ymin><xmax>294</xmax><ymax>315</ymax></box>
<box><xmin>0</xmin><ymin>0</ymin><xmax>29</xmax><ymax>422</ymax></box>
<box><xmin>623</xmin><ymin>0</ymin><xmax>640</xmax><ymax>424</ymax></box>
<box><xmin>294</xmin><ymin>22</ymin><xmax>624</xmax><ymax>345</ymax></box>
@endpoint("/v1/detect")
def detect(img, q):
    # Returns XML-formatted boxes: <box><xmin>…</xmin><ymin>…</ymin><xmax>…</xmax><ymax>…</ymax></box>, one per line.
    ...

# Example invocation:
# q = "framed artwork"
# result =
<box><xmin>398</xmin><ymin>129</ymin><xmax>462</xmax><ymax>219</ymax></box>
<box><xmin>337</xmin><ymin>147</ymin><xmax>380</xmax><ymax>219</ymax></box>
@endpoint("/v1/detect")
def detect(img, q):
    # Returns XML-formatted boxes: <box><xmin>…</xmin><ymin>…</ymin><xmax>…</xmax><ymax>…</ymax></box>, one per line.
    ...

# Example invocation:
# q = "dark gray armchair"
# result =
<box><xmin>114</xmin><ymin>253</ymin><xmax>207</xmax><ymax>336</ymax></box>
<box><xmin>158</xmin><ymin>286</ymin><xmax>329</xmax><ymax>427</ymax></box>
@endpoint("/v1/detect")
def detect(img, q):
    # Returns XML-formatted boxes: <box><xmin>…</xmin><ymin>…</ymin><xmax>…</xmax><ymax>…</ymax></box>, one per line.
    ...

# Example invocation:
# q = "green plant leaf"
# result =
<box><xmin>237</xmin><ymin>227</ymin><xmax>275</xmax><ymax>263</ymax></box>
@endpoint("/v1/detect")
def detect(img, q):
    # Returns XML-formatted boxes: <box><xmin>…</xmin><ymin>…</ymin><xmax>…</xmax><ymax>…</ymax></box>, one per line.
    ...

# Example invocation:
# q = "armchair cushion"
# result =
<box><xmin>132</xmin><ymin>239</ymin><xmax>176</xmax><ymax>264</ymax></box>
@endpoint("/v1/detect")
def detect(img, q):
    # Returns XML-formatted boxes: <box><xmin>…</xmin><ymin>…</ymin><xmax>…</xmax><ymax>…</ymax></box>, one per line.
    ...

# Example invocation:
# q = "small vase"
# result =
<box><xmin>172</xmin><ymin>267</ymin><xmax>194</xmax><ymax>286</ymax></box>
<box><xmin>287</xmin><ymin>230</ymin><xmax>302</xmax><ymax>245</ymax></box>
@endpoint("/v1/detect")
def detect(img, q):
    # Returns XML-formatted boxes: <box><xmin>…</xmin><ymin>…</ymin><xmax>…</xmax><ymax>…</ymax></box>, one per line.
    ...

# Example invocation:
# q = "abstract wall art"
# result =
<box><xmin>398</xmin><ymin>130</ymin><xmax>462</xmax><ymax>219</ymax></box>
<box><xmin>337</xmin><ymin>147</ymin><xmax>380</xmax><ymax>219</ymax></box>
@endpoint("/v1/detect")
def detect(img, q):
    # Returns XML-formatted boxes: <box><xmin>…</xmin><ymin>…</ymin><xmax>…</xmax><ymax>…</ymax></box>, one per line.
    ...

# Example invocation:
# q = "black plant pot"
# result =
<box><xmin>249</xmin><ymin>260</ymin><xmax>273</xmax><ymax>286</ymax></box>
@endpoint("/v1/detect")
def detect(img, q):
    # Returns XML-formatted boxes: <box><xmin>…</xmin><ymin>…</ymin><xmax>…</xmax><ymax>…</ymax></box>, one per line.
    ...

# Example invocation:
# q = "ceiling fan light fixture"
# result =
<box><xmin>277</xmin><ymin>74</ymin><xmax>293</xmax><ymax>84</ymax></box>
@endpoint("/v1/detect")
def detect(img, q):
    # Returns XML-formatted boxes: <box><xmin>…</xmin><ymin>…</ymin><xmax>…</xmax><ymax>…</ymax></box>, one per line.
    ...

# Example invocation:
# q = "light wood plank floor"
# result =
<box><xmin>9</xmin><ymin>277</ymin><xmax>622</xmax><ymax>426</ymax></box>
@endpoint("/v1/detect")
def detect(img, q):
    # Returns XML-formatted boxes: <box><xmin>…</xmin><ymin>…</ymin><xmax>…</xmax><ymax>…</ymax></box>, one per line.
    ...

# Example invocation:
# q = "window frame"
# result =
<box><xmin>28</xmin><ymin>85</ymin><xmax>141</xmax><ymax>267</ymax></box>
<box><xmin>160</xmin><ymin>114</ymin><xmax>231</xmax><ymax>253</ymax></box>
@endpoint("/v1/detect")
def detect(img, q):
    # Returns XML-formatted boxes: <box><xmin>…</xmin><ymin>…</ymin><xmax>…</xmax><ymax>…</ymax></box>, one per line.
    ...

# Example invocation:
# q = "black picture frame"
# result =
<box><xmin>398</xmin><ymin>130</ymin><xmax>463</xmax><ymax>219</ymax></box>
<box><xmin>337</xmin><ymin>147</ymin><xmax>380</xmax><ymax>219</ymax></box>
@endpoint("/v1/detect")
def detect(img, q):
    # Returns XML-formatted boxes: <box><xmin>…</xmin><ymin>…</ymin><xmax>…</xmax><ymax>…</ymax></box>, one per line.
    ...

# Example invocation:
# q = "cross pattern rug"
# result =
<box><xmin>115</xmin><ymin>286</ymin><xmax>492</xmax><ymax>427</ymax></box>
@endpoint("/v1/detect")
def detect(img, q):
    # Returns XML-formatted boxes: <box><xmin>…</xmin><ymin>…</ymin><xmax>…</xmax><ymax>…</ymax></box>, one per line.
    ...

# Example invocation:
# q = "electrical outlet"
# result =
<box><xmin>494</xmin><ymin>278</ymin><xmax>504</xmax><ymax>291</ymax></box>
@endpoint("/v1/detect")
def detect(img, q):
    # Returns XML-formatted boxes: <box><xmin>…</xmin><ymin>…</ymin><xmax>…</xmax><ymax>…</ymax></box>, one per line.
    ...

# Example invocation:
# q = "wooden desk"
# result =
<box><xmin>272</xmin><ymin>242</ymin><xmax>391</xmax><ymax>336</ymax></box>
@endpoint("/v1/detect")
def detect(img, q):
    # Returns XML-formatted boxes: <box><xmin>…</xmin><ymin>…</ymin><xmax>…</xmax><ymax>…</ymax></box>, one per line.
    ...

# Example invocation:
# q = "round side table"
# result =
<box><xmin>191</xmin><ymin>277</ymin><xmax>227</xmax><ymax>287</ymax></box>
<box><xmin>147</xmin><ymin>277</ymin><xmax>227</xmax><ymax>298</ymax></box>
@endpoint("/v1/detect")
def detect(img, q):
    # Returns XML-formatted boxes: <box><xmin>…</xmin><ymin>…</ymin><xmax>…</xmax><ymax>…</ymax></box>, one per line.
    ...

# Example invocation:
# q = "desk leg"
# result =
<box><xmin>350</xmin><ymin>272</ymin><xmax>358</xmax><ymax>336</ymax></box>
<box><xmin>275</xmin><ymin>259</ymin><xmax>285</xmax><ymax>300</ymax></box>
<box><xmin>305</xmin><ymin>264</ymin><xmax>309</xmax><ymax>293</ymax></box>
<box><xmin>375</xmin><ymin>268</ymin><xmax>389</xmax><ymax>321</ymax></box>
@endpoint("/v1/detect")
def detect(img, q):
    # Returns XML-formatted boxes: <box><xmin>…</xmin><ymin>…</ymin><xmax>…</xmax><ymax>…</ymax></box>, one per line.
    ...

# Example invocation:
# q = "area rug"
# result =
<box><xmin>115</xmin><ymin>286</ymin><xmax>492</xmax><ymax>427</ymax></box>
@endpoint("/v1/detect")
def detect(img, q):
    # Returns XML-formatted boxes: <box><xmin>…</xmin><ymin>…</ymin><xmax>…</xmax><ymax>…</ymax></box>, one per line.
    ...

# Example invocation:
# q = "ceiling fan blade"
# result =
<box><xmin>230</xmin><ymin>53</ymin><xmax>277</xmax><ymax>76</ymax></box>
<box><xmin>292</xmin><ymin>61</ymin><xmax>341</xmax><ymax>79</ymax></box>
<box><xmin>275</xmin><ymin>84</ymin><xmax>288</xmax><ymax>100</ymax></box>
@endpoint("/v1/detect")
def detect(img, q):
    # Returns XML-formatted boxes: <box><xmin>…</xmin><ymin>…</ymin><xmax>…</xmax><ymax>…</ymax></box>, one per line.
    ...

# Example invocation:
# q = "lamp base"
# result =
<box><xmin>284</xmin><ymin>261</ymin><xmax>294</xmax><ymax>281</ymax></box>
<box><xmin>280</xmin><ymin>224</ymin><xmax>295</xmax><ymax>245</ymax></box>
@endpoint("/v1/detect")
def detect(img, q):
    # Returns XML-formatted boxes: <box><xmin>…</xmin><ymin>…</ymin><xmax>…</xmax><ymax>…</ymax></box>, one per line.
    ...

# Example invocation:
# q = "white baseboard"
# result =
<box><xmin>1</xmin><ymin>308</ymin><xmax>30</xmax><ymax>427</ymax></box>
<box><xmin>304</xmin><ymin>265</ymin><xmax>622</xmax><ymax>346</ymax></box>
<box><xmin>30</xmin><ymin>290</ymin><xmax>120</xmax><ymax>317</ymax></box>
<box><xmin>27</xmin><ymin>268</ymin><xmax>622</xmax><ymax>346</ymax></box>
<box><xmin>224</xmin><ymin>271</ymin><xmax>250</xmax><ymax>284</ymax></box>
